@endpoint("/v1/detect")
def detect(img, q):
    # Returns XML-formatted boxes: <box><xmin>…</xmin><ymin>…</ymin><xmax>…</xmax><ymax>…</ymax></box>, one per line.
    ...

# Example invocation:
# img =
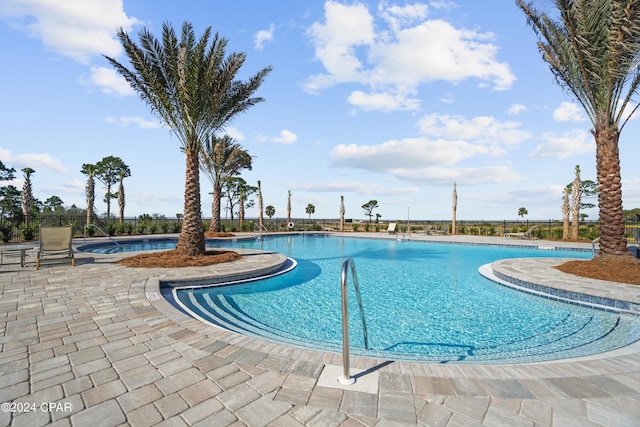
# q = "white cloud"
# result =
<box><xmin>290</xmin><ymin>180</ymin><xmax>420</xmax><ymax>196</ymax></box>
<box><xmin>418</xmin><ymin>113</ymin><xmax>531</xmax><ymax>145</ymax></box>
<box><xmin>224</xmin><ymin>127</ymin><xmax>245</xmax><ymax>141</ymax></box>
<box><xmin>0</xmin><ymin>0</ymin><xmax>138</xmax><ymax>63</ymax></box>
<box><xmin>105</xmin><ymin>116</ymin><xmax>161</xmax><ymax>129</ymax></box>
<box><xmin>553</xmin><ymin>101</ymin><xmax>586</xmax><ymax>122</ymax></box>
<box><xmin>258</xmin><ymin>130</ymin><xmax>298</xmax><ymax>145</ymax></box>
<box><xmin>254</xmin><ymin>24</ymin><xmax>274</xmax><ymax>50</ymax></box>
<box><xmin>529</xmin><ymin>129</ymin><xmax>593</xmax><ymax>159</ymax></box>
<box><xmin>0</xmin><ymin>147</ymin><xmax>68</xmax><ymax>174</ymax></box>
<box><xmin>85</xmin><ymin>66</ymin><xmax>134</xmax><ymax>96</ymax></box>
<box><xmin>348</xmin><ymin>90</ymin><xmax>420</xmax><ymax>111</ymax></box>
<box><xmin>304</xmin><ymin>1</ymin><xmax>515</xmax><ymax>111</ymax></box>
<box><xmin>507</xmin><ymin>103</ymin><xmax>527</xmax><ymax>115</ymax></box>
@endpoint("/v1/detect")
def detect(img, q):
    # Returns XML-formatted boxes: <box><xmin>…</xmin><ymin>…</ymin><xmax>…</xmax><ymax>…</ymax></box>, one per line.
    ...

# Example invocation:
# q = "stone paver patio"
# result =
<box><xmin>1</xmin><ymin>232</ymin><xmax>639</xmax><ymax>426</ymax></box>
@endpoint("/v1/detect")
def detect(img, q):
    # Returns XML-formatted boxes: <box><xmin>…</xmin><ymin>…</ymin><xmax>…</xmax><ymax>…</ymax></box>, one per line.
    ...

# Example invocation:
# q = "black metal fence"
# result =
<box><xmin>1</xmin><ymin>215</ymin><xmax>639</xmax><ymax>244</ymax></box>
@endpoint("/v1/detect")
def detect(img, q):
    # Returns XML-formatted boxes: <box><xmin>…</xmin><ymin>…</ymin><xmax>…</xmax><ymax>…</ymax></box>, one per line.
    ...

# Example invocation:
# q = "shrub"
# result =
<box><xmin>352</xmin><ymin>223</ymin><xmax>358</xmax><ymax>232</ymax></box>
<box><xmin>148</xmin><ymin>222</ymin><xmax>157</xmax><ymax>234</ymax></box>
<box><xmin>0</xmin><ymin>223</ymin><xmax>12</xmax><ymax>242</ymax></box>
<box><xmin>20</xmin><ymin>224</ymin><xmax>36</xmax><ymax>240</ymax></box>
<box><xmin>172</xmin><ymin>222</ymin><xmax>181</xmax><ymax>233</ymax></box>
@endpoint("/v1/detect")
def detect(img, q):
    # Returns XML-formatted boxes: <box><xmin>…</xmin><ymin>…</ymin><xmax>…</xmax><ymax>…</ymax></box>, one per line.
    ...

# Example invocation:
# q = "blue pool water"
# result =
<box><xmin>85</xmin><ymin>235</ymin><xmax>640</xmax><ymax>363</ymax></box>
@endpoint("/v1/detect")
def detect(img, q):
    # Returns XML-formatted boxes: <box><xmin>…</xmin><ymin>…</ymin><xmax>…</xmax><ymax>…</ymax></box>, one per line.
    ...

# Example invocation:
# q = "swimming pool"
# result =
<box><xmin>121</xmin><ymin>234</ymin><xmax>636</xmax><ymax>364</ymax></box>
<box><xmin>82</xmin><ymin>234</ymin><xmax>640</xmax><ymax>363</ymax></box>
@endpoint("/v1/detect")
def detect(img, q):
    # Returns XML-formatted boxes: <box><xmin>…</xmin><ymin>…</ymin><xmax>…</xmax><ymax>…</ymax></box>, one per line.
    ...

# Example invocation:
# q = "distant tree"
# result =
<box><xmin>306</xmin><ymin>203</ymin><xmax>315</xmax><ymax>221</ymax></box>
<box><xmin>518</xmin><ymin>207</ymin><xmax>528</xmax><ymax>221</ymax></box>
<box><xmin>339</xmin><ymin>195</ymin><xmax>345</xmax><ymax>231</ymax></box>
<box><xmin>43</xmin><ymin>196</ymin><xmax>64</xmax><ymax>213</ymax></box>
<box><xmin>81</xmin><ymin>163</ymin><xmax>97</xmax><ymax>225</ymax></box>
<box><xmin>95</xmin><ymin>156</ymin><xmax>130</xmax><ymax>220</ymax></box>
<box><xmin>237</xmin><ymin>181</ymin><xmax>257</xmax><ymax>228</ymax></box>
<box><xmin>200</xmin><ymin>135</ymin><xmax>252</xmax><ymax>232</ymax></box>
<box><xmin>0</xmin><ymin>185</ymin><xmax>22</xmax><ymax>222</ymax></box>
<box><xmin>623</xmin><ymin>208</ymin><xmax>640</xmax><ymax>220</ymax></box>
<box><xmin>105</xmin><ymin>21</ymin><xmax>272</xmax><ymax>256</ymax></box>
<box><xmin>223</xmin><ymin>177</ymin><xmax>255</xmax><ymax>222</ymax></box>
<box><xmin>20</xmin><ymin>168</ymin><xmax>35</xmax><ymax>227</ymax></box>
<box><xmin>0</xmin><ymin>161</ymin><xmax>16</xmax><ymax>182</ymax></box>
<box><xmin>362</xmin><ymin>200</ymin><xmax>378</xmax><ymax>222</ymax></box>
<box><xmin>265</xmin><ymin>205</ymin><xmax>275</xmax><ymax>219</ymax></box>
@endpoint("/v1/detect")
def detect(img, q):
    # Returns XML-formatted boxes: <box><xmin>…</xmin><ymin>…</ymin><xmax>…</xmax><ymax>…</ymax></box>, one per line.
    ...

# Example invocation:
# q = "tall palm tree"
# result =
<box><xmin>20</xmin><ymin>168</ymin><xmax>35</xmax><ymax>228</ymax></box>
<box><xmin>518</xmin><ymin>0</ymin><xmax>640</xmax><ymax>258</ymax></box>
<box><xmin>200</xmin><ymin>134</ymin><xmax>252</xmax><ymax>232</ymax></box>
<box><xmin>81</xmin><ymin>163</ymin><xmax>96</xmax><ymax>225</ymax></box>
<box><xmin>118</xmin><ymin>170</ymin><xmax>127</xmax><ymax>224</ymax></box>
<box><xmin>562</xmin><ymin>186</ymin><xmax>571</xmax><ymax>240</ymax></box>
<box><xmin>106</xmin><ymin>21</ymin><xmax>271</xmax><ymax>256</ymax></box>
<box><xmin>257</xmin><ymin>180</ymin><xmax>263</xmax><ymax>229</ymax></box>
<box><xmin>287</xmin><ymin>190</ymin><xmax>292</xmax><ymax>225</ymax></box>
<box><xmin>306</xmin><ymin>203</ymin><xmax>315</xmax><ymax>221</ymax></box>
<box><xmin>339</xmin><ymin>195</ymin><xmax>345</xmax><ymax>232</ymax></box>
<box><xmin>571</xmin><ymin>165</ymin><xmax>583</xmax><ymax>239</ymax></box>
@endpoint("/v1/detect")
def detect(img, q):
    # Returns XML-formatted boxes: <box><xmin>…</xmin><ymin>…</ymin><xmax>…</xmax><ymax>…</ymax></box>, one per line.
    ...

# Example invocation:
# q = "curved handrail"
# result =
<box><xmin>339</xmin><ymin>257</ymin><xmax>369</xmax><ymax>385</ymax></box>
<box><xmin>591</xmin><ymin>237</ymin><xmax>600</xmax><ymax>254</ymax></box>
<box><xmin>83</xmin><ymin>224</ymin><xmax>120</xmax><ymax>246</ymax></box>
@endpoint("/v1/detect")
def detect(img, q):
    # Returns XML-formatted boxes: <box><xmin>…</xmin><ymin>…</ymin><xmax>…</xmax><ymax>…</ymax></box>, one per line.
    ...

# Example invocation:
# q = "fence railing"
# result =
<box><xmin>1</xmin><ymin>215</ymin><xmax>639</xmax><ymax>245</ymax></box>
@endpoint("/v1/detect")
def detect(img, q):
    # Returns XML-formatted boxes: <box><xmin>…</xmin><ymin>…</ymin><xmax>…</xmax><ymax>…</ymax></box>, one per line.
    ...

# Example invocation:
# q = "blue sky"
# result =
<box><xmin>1</xmin><ymin>0</ymin><xmax>639</xmax><ymax>222</ymax></box>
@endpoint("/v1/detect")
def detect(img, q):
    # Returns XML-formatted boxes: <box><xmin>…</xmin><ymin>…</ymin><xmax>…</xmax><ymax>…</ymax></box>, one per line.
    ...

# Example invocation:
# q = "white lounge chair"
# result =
<box><xmin>385</xmin><ymin>223</ymin><xmax>397</xmax><ymax>234</ymax></box>
<box><xmin>503</xmin><ymin>225</ymin><xmax>538</xmax><ymax>239</ymax></box>
<box><xmin>36</xmin><ymin>225</ymin><xmax>75</xmax><ymax>269</ymax></box>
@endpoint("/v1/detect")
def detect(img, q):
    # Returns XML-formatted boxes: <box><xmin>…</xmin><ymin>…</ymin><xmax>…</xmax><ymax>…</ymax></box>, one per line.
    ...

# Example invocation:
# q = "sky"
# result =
<box><xmin>1</xmin><ymin>0</ymin><xmax>639</xmax><ymax>222</ymax></box>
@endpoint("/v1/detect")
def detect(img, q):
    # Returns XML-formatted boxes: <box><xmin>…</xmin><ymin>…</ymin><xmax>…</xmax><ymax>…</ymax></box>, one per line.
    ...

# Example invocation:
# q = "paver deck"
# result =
<box><xmin>1</xmin><ymin>232</ymin><xmax>639</xmax><ymax>426</ymax></box>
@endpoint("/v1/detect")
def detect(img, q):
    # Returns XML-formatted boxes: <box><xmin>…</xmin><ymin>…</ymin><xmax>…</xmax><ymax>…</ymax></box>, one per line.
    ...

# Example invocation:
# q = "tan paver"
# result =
<box><xmin>0</xmin><ymin>233</ymin><xmax>639</xmax><ymax>426</ymax></box>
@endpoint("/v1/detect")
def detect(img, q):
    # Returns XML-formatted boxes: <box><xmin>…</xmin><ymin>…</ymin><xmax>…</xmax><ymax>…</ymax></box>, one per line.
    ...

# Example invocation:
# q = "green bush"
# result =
<box><xmin>172</xmin><ymin>222</ymin><xmax>181</xmax><ymax>233</ymax></box>
<box><xmin>20</xmin><ymin>224</ymin><xmax>36</xmax><ymax>240</ymax></box>
<box><xmin>148</xmin><ymin>222</ymin><xmax>157</xmax><ymax>234</ymax></box>
<box><xmin>0</xmin><ymin>224</ymin><xmax>12</xmax><ymax>243</ymax></box>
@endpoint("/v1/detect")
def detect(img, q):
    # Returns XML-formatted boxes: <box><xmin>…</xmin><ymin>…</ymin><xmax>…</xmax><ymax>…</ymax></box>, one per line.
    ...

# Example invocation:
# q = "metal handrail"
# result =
<box><xmin>592</xmin><ymin>237</ymin><xmax>600</xmax><ymax>254</ymax></box>
<box><xmin>339</xmin><ymin>257</ymin><xmax>368</xmax><ymax>385</ymax></box>
<box><xmin>83</xmin><ymin>224</ymin><xmax>120</xmax><ymax>246</ymax></box>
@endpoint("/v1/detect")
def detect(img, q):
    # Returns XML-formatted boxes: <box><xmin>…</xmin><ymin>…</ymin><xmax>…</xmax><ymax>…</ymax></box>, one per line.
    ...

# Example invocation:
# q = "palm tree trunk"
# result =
<box><xmin>210</xmin><ymin>184</ymin><xmax>221</xmax><ymax>232</ymax></box>
<box><xmin>595</xmin><ymin>130</ymin><xmax>627</xmax><ymax>256</ymax></box>
<box><xmin>176</xmin><ymin>149</ymin><xmax>205</xmax><ymax>256</ymax></box>
<box><xmin>562</xmin><ymin>188</ymin><xmax>570</xmax><ymax>240</ymax></box>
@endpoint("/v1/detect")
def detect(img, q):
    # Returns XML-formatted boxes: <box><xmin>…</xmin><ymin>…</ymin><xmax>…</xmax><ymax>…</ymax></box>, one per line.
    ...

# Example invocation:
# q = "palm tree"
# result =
<box><xmin>81</xmin><ymin>163</ymin><xmax>96</xmax><ymax>225</ymax></box>
<box><xmin>117</xmin><ymin>169</ymin><xmax>128</xmax><ymax>224</ymax></box>
<box><xmin>265</xmin><ymin>205</ymin><xmax>275</xmax><ymax>219</ymax></box>
<box><xmin>20</xmin><ymin>168</ymin><xmax>35</xmax><ymax>228</ymax></box>
<box><xmin>339</xmin><ymin>195</ymin><xmax>345</xmax><ymax>232</ymax></box>
<box><xmin>562</xmin><ymin>186</ymin><xmax>571</xmax><ymax>240</ymax></box>
<box><xmin>518</xmin><ymin>0</ymin><xmax>640</xmax><ymax>258</ymax></box>
<box><xmin>106</xmin><ymin>21</ymin><xmax>271</xmax><ymax>256</ymax></box>
<box><xmin>518</xmin><ymin>207</ymin><xmax>528</xmax><ymax>221</ymax></box>
<box><xmin>571</xmin><ymin>165</ymin><xmax>583</xmax><ymax>239</ymax></box>
<box><xmin>200</xmin><ymin>135</ymin><xmax>252</xmax><ymax>232</ymax></box>
<box><xmin>287</xmin><ymin>190</ymin><xmax>292</xmax><ymax>225</ymax></box>
<box><xmin>257</xmin><ymin>180</ymin><xmax>263</xmax><ymax>229</ymax></box>
<box><xmin>306</xmin><ymin>203</ymin><xmax>315</xmax><ymax>221</ymax></box>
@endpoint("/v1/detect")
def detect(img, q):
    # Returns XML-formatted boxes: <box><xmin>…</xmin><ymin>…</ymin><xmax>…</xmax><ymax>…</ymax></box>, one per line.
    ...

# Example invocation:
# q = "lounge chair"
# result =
<box><xmin>428</xmin><ymin>225</ymin><xmax>449</xmax><ymax>235</ymax></box>
<box><xmin>503</xmin><ymin>225</ymin><xmax>538</xmax><ymax>239</ymax></box>
<box><xmin>385</xmin><ymin>223</ymin><xmax>397</xmax><ymax>234</ymax></box>
<box><xmin>36</xmin><ymin>225</ymin><xmax>75</xmax><ymax>269</ymax></box>
<box><xmin>423</xmin><ymin>225</ymin><xmax>433</xmax><ymax>234</ymax></box>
